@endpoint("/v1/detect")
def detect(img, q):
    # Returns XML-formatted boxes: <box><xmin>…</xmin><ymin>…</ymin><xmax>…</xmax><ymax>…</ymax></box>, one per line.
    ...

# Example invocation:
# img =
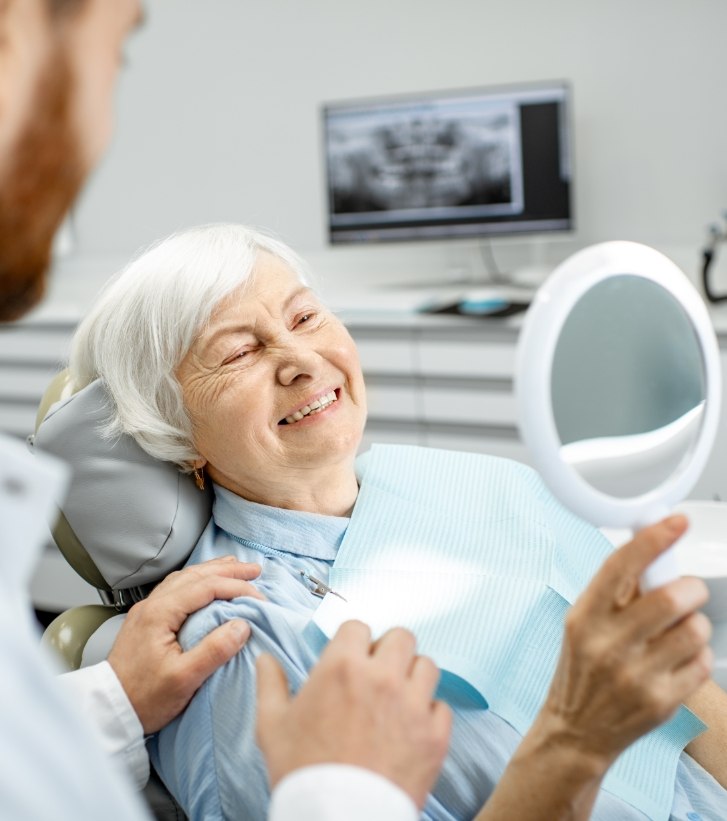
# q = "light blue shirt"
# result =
<box><xmin>150</xmin><ymin>482</ymin><xmax>727</xmax><ymax>821</ymax></box>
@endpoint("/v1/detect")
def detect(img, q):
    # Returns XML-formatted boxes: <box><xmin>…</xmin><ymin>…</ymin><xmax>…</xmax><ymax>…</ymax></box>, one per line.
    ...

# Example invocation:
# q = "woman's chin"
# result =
<box><xmin>283</xmin><ymin>429</ymin><xmax>361</xmax><ymax>468</ymax></box>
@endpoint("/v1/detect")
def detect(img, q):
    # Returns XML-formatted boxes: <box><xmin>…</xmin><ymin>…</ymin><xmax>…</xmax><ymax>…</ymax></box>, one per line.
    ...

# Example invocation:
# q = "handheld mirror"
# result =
<box><xmin>515</xmin><ymin>241</ymin><xmax>722</xmax><ymax>590</ymax></box>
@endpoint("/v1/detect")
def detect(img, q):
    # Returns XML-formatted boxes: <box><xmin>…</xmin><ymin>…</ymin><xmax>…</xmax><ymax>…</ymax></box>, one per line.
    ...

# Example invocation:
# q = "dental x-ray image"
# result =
<box><xmin>327</xmin><ymin>102</ymin><xmax>523</xmax><ymax>218</ymax></box>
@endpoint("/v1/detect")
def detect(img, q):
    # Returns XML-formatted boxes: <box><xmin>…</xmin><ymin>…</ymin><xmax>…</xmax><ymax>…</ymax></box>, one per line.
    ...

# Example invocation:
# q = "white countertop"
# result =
<box><xmin>14</xmin><ymin>269</ymin><xmax>727</xmax><ymax>338</ymax></box>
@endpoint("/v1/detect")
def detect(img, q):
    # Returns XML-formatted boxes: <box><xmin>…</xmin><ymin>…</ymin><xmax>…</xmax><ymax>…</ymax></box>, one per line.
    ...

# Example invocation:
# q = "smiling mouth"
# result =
<box><xmin>279</xmin><ymin>390</ymin><xmax>339</xmax><ymax>425</ymax></box>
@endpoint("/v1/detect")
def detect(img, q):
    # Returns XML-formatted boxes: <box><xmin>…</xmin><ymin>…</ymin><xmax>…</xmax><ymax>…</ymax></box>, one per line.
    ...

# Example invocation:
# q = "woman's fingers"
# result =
<box><xmin>644</xmin><ymin>611</ymin><xmax>713</xmax><ymax>673</ymax></box>
<box><xmin>664</xmin><ymin>646</ymin><xmax>715</xmax><ymax>710</ymax></box>
<box><xmin>581</xmin><ymin>517</ymin><xmax>689</xmax><ymax>616</ymax></box>
<box><xmin>616</xmin><ymin>576</ymin><xmax>710</xmax><ymax>645</ymax></box>
<box><xmin>546</xmin><ymin>515</ymin><xmax>715</xmax><ymax>762</ymax></box>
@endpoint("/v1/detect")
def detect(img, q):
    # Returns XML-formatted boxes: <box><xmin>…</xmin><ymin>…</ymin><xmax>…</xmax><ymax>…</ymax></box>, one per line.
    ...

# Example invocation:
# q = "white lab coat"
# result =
<box><xmin>0</xmin><ymin>433</ymin><xmax>148</xmax><ymax>820</ymax></box>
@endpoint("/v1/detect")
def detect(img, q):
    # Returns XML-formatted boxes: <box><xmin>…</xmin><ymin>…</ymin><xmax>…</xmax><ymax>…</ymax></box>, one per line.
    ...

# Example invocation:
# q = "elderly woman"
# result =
<box><xmin>69</xmin><ymin>224</ymin><xmax>727</xmax><ymax>821</ymax></box>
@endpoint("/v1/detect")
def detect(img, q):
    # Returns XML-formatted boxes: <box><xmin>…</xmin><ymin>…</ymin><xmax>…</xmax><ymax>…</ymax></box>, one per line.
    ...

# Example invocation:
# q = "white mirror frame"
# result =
<box><xmin>516</xmin><ymin>240</ymin><xmax>721</xmax><ymax>540</ymax></box>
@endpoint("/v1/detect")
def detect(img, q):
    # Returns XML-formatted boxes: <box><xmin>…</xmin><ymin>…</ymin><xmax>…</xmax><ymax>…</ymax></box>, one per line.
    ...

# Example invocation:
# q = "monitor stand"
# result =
<box><xmin>508</xmin><ymin>263</ymin><xmax>554</xmax><ymax>290</ymax></box>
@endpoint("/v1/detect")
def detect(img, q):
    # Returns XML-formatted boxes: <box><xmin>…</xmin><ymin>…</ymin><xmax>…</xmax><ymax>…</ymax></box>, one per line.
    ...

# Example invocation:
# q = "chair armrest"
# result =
<box><xmin>42</xmin><ymin>605</ymin><xmax>119</xmax><ymax>672</ymax></box>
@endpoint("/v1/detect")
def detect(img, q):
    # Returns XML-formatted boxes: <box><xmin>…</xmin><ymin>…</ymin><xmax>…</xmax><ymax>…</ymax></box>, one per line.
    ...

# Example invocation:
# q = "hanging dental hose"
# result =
<box><xmin>702</xmin><ymin>214</ymin><xmax>727</xmax><ymax>303</ymax></box>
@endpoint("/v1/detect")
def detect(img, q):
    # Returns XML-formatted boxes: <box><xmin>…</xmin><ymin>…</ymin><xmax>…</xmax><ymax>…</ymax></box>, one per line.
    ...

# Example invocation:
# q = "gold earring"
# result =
<box><xmin>193</xmin><ymin>468</ymin><xmax>205</xmax><ymax>491</ymax></box>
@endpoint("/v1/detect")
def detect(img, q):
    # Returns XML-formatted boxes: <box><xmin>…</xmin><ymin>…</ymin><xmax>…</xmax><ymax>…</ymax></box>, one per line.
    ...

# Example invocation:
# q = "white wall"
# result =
<box><xmin>47</xmin><ymin>0</ymin><xmax>727</xmax><ymax>308</ymax></box>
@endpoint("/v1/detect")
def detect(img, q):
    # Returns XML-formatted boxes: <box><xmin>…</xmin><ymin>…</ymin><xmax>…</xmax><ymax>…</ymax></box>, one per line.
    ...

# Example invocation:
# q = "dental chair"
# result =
<box><xmin>31</xmin><ymin>370</ymin><xmax>214</xmax><ymax>820</ymax></box>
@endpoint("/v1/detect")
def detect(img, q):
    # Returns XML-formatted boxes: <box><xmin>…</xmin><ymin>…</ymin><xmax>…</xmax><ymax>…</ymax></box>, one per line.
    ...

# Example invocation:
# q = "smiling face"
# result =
<box><xmin>176</xmin><ymin>253</ymin><xmax>367</xmax><ymax>514</ymax></box>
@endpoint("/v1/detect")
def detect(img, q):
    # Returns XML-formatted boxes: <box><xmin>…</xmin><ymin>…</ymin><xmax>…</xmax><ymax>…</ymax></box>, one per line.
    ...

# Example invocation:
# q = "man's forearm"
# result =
<box><xmin>474</xmin><ymin>713</ymin><xmax>607</xmax><ymax>821</ymax></box>
<box><xmin>59</xmin><ymin>661</ymin><xmax>149</xmax><ymax>790</ymax></box>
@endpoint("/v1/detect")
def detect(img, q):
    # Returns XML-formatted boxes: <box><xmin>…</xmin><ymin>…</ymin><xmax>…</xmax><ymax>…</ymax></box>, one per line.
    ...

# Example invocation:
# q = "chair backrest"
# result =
<box><xmin>32</xmin><ymin>373</ymin><xmax>213</xmax><ymax>605</ymax></box>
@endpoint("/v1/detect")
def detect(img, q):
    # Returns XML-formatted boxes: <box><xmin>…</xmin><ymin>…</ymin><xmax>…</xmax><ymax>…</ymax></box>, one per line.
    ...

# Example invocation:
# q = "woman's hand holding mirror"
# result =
<box><xmin>543</xmin><ymin>516</ymin><xmax>711</xmax><ymax>767</ymax></box>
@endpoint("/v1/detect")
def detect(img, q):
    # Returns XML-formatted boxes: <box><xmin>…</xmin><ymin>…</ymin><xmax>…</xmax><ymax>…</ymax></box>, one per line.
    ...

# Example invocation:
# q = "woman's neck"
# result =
<box><xmin>211</xmin><ymin>462</ymin><xmax>359</xmax><ymax>517</ymax></box>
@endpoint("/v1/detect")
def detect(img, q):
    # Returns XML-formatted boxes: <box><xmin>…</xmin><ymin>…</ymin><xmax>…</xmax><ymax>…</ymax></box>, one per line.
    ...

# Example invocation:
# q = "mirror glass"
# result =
<box><xmin>551</xmin><ymin>275</ymin><xmax>706</xmax><ymax>499</ymax></box>
<box><xmin>516</xmin><ymin>241</ymin><xmax>722</xmax><ymax>588</ymax></box>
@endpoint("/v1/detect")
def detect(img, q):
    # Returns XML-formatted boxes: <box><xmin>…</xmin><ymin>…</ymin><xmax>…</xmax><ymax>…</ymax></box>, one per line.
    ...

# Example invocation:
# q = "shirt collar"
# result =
<box><xmin>212</xmin><ymin>484</ymin><xmax>349</xmax><ymax>561</ymax></box>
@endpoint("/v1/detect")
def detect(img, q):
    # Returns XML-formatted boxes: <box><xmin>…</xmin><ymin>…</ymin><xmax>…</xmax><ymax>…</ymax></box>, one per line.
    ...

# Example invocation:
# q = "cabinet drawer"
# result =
<box><xmin>355</xmin><ymin>337</ymin><xmax>416</xmax><ymax>375</ymax></box>
<box><xmin>0</xmin><ymin>364</ymin><xmax>58</xmax><ymax>401</ymax></box>
<box><xmin>421</xmin><ymin>384</ymin><xmax>516</xmax><ymax>426</ymax></box>
<box><xmin>419</xmin><ymin>340</ymin><xmax>516</xmax><ymax>379</ymax></box>
<box><xmin>365</xmin><ymin>383</ymin><xmax>420</xmax><ymax>421</ymax></box>
<box><xmin>360</xmin><ymin>423</ymin><xmax>423</xmax><ymax>452</ymax></box>
<box><xmin>0</xmin><ymin>327</ymin><xmax>73</xmax><ymax>365</ymax></box>
<box><xmin>0</xmin><ymin>403</ymin><xmax>37</xmax><ymax>438</ymax></box>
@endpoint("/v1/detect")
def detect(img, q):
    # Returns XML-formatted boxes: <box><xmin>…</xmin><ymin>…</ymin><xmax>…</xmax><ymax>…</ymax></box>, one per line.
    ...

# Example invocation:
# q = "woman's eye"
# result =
<box><xmin>223</xmin><ymin>349</ymin><xmax>251</xmax><ymax>366</ymax></box>
<box><xmin>296</xmin><ymin>311</ymin><xmax>320</xmax><ymax>327</ymax></box>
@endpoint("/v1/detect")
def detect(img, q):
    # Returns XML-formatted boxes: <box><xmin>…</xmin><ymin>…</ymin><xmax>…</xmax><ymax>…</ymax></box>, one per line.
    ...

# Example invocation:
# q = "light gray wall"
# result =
<box><xmin>56</xmin><ymin>0</ymin><xmax>727</xmax><ymax>302</ymax></box>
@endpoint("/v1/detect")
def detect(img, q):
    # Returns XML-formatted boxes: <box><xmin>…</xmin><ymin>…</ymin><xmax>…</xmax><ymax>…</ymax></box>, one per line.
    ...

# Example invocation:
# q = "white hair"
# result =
<box><xmin>68</xmin><ymin>223</ymin><xmax>311</xmax><ymax>468</ymax></box>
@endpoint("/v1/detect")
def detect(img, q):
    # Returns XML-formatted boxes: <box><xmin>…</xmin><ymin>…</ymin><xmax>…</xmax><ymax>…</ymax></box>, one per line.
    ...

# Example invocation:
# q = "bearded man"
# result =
<box><xmin>0</xmin><ymin>4</ymin><xmax>448</xmax><ymax>820</ymax></box>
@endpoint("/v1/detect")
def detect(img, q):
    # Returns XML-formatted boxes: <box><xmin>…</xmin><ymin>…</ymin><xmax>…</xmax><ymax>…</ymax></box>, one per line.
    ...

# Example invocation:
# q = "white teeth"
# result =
<box><xmin>284</xmin><ymin>391</ymin><xmax>337</xmax><ymax>425</ymax></box>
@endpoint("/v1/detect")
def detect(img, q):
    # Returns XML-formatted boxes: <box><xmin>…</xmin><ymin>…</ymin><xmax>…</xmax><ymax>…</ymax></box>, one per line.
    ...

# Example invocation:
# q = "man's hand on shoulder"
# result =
<box><xmin>108</xmin><ymin>556</ymin><xmax>264</xmax><ymax>733</ymax></box>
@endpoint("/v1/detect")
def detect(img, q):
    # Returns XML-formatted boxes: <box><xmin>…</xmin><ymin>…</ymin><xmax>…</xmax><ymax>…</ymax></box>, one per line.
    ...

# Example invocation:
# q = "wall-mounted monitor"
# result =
<box><xmin>322</xmin><ymin>81</ymin><xmax>573</xmax><ymax>245</ymax></box>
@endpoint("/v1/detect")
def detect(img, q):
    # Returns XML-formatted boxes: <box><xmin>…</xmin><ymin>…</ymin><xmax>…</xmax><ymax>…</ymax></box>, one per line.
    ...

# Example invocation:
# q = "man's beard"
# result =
<box><xmin>0</xmin><ymin>46</ymin><xmax>86</xmax><ymax>322</ymax></box>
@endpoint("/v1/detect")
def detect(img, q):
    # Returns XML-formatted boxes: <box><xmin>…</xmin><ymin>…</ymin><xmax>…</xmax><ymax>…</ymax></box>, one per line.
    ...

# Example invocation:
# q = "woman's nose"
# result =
<box><xmin>275</xmin><ymin>343</ymin><xmax>321</xmax><ymax>385</ymax></box>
